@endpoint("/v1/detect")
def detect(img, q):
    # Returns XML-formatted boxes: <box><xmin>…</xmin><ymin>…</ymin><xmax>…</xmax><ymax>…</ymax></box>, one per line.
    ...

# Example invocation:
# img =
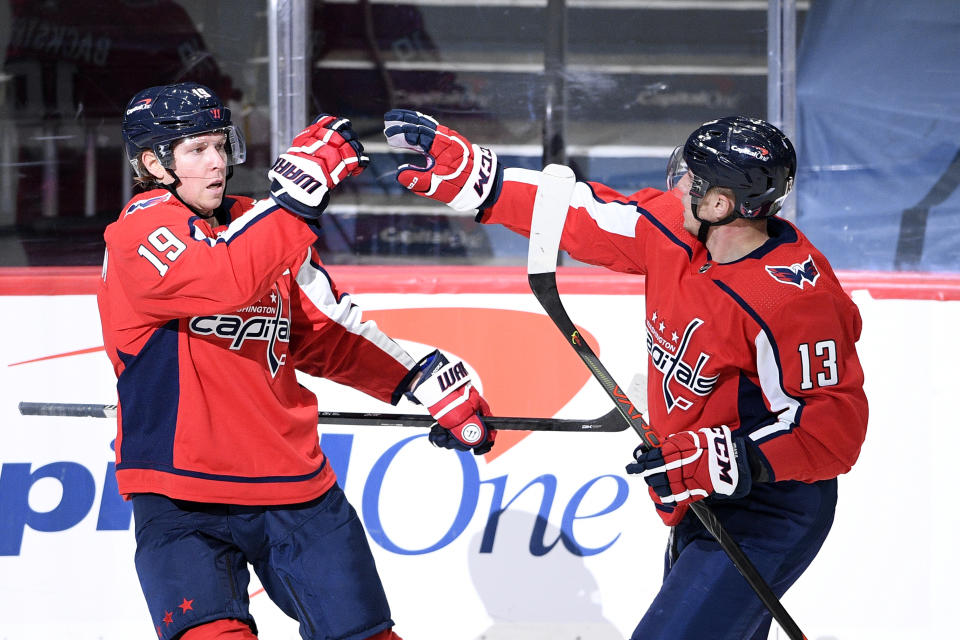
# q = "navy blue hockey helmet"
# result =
<box><xmin>121</xmin><ymin>82</ymin><xmax>246</xmax><ymax>177</ymax></box>
<box><xmin>672</xmin><ymin>116</ymin><xmax>797</xmax><ymax>220</ymax></box>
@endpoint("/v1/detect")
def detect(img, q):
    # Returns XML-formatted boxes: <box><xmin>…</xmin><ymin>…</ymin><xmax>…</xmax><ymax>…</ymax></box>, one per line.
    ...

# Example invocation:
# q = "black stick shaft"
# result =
<box><xmin>17</xmin><ymin>402</ymin><xmax>627</xmax><ymax>433</ymax></box>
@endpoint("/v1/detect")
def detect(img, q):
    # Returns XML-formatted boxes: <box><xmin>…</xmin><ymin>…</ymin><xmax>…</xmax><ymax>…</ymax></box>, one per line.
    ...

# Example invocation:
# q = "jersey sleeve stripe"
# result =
<box><xmin>712</xmin><ymin>280</ymin><xmax>806</xmax><ymax>443</ymax></box>
<box><xmin>502</xmin><ymin>167</ymin><xmax>692</xmax><ymax>259</ymax></box>
<box><xmin>579</xmin><ymin>181</ymin><xmax>693</xmax><ymax>259</ymax></box>
<box><xmin>577</xmin><ymin>183</ymin><xmax>642</xmax><ymax>238</ymax></box>
<box><xmin>637</xmin><ymin>209</ymin><xmax>693</xmax><ymax>260</ymax></box>
<box><xmin>750</xmin><ymin>328</ymin><xmax>802</xmax><ymax>441</ymax></box>
<box><xmin>295</xmin><ymin>257</ymin><xmax>415</xmax><ymax>369</ymax></box>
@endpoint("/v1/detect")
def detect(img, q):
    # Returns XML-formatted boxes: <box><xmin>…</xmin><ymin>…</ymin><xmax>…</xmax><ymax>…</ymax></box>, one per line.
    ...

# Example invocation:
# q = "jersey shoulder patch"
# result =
<box><xmin>765</xmin><ymin>254</ymin><xmax>820</xmax><ymax>289</ymax></box>
<box><xmin>124</xmin><ymin>190</ymin><xmax>172</xmax><ymax>217</ymax></box>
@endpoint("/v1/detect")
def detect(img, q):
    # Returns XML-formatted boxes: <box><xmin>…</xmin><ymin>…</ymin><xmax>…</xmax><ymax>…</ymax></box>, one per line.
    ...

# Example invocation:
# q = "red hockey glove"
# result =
<box><xmin>648</xmin><ymin>487</ymin><xmax>689</xmax><ymax>527</ymax></box>
<box><xmin>268</xmin><ymin>115</ymin><xmax>369</xmax><ymax>220</ymax></box>
<box><xmin>383</xmin><ymin>109</ymin><xmax>500</xmax><ymax>212</ymax></box>
<box><xmin>625</xmin><ymin>426</ymin><xmax>752</xmax><ymax>518</ymax></box>
<box><xmin>408</xmin><ymin>350</ymin><xmax>496</xmax><ymax>455</ymax></box>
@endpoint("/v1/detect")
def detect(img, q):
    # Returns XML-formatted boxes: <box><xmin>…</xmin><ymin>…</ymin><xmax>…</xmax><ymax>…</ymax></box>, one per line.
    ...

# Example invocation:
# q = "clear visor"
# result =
<box><xmin>665</xmin><ymin>146</ymin><xmax>688</xmax><ymax>191</ymax></box>
<box><xmin>129</xmin><ymin>126</ymin><xmax>248</xmax><ymax>177</ymax></box>
<box><xmin>166</xmin><ymin>126</ymin><xmax>247</xmax><ymax>168</ymax></box>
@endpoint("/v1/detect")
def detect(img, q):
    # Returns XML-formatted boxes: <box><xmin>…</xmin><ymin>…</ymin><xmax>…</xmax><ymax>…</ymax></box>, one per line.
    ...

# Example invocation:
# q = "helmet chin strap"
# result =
<box><xmin>692</xmin><ymin>202</ymin><xmax>739</xmax><ymax>244</ymax></box>
<box><xmin>162</xmin><ymin>166</ymin><xmax>234</xmax><ymax>220</ymax></box>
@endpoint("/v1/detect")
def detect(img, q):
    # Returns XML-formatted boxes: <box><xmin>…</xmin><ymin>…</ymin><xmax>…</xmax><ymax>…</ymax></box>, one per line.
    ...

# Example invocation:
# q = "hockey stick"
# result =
<box><xmin>16</xmin><ymin>401</ymin><xmax>627</xmax><ymax>433</ymax></box>
<box><xmin>527</xmin><ymin>164</ymin><xmax>808</xmax><ymax>640</ymax></box>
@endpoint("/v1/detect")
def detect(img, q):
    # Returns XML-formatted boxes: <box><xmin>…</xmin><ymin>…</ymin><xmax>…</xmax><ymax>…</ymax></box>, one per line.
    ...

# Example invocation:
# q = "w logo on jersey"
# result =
<box><xmin>765</xmin><ymin>255</ymin><xmax>820</xmax><ymax>289</ymax></box>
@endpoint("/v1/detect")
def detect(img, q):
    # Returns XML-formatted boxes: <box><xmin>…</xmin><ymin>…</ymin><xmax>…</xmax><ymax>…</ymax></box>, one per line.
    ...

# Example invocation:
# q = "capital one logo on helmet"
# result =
<box><xmin>125</xmin><ymin>98</ymin><xmax>152</xmax><ymax>115</ymax></box>
<box><xmin>730</xmin><ymin>144</ymin><xmax>770</xmax><ymax>161</ymax></box>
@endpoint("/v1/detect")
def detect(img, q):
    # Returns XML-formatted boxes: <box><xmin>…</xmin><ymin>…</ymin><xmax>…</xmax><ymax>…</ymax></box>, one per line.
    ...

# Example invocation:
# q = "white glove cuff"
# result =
<box><xmin>412</xmin><ymin>360</ymin><xmax>473</xmax><ymax>408</ymax></box>
<box><xmin>704</xmin><ymin>425</ymin><xmax>739</xmax><ymax>496</ymax></box>
<box><xmin>448</xmin><ymin>145</ymin><xmax>498</xmax><ymax>212</ymax></box>
<box><xmin>268</xmin><ymin>153</ymin><xmax>330</xmax><ymax>207</ymax></box>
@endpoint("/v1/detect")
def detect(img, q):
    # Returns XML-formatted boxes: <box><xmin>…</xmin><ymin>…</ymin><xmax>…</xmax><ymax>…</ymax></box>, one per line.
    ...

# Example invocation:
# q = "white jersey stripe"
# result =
<box><xmin>504</xmin><ymin>167</ymin><xmax>641</xmax><ymax>238</ymax></box>
<box><xmin>750</xmin><ymin>329</ymin><xmax>801</xmax><ymax>441</ymax></box>
<box><xmin>294</xmin><ymin>254</ymin><xmax>415</xmax><ymax>370</ymax></box>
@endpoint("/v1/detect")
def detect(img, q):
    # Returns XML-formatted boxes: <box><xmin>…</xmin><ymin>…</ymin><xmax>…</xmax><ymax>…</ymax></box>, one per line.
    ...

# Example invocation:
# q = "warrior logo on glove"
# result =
<box><xmin>268</xmin><ymin>115</ymin><xmax>369</xmax><ymax>220</ymax></box>
<box><xmin>408</xmin><ymin>349</ymin><xmax>496</xmax><ymax>455</ymax></box>
<box><xmin>458</xmin><ymin>421</ymin><xmax>485</xmax><ymax>445</ymax></box>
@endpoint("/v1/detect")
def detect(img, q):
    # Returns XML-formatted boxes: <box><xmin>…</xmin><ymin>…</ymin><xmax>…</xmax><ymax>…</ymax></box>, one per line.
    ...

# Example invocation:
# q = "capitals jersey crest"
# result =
<box><xmin>765</xmin><ymin>254</ymin><xmax>820</xmax><ymax>289</ymax></box>
<box><xmin>645</xmin><ymin>312</ymin><xmax>719</xmax><ymax>413</ymax></box>
<box><xmin>187</xmin><ymin>285</ymin><xmax>289</xmax><ymax>377</ymax></box>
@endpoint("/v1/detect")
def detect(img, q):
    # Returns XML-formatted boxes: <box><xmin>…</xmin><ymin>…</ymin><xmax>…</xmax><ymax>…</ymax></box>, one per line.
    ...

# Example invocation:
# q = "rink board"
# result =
<box><xmin>0</xmin><ymin>267</ymin><xmax>957</xmax><ymax>640</ymax></box>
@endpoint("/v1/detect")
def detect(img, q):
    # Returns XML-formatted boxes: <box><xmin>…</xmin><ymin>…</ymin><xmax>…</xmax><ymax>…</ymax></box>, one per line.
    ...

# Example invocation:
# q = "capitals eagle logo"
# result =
<box><xmin>765</xmin><ymin>254</ymin><xmax>820</xmax><ymax>289</ymax></box>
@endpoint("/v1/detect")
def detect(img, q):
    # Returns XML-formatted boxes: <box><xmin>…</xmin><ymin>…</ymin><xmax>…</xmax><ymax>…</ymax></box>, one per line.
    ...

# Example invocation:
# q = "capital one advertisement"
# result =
<box><xmin>1</xmin><ymin>278</ymin><xmax>958</xmax><ymax>640</ymax></box>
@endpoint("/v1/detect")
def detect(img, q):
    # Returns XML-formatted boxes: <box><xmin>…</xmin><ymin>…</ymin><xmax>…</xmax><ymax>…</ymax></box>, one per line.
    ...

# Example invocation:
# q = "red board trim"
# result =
<box><xmin>1</xmin><ymin>265</ymin><xmax>958</xmax><ymax>300</ymax></box>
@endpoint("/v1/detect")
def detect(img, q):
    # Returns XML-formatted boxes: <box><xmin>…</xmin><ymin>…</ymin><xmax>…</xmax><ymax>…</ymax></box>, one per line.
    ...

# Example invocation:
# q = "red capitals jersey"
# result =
<box><xmin>98</xmin><ymin>189</ymin><xmax>416</xmax><ymax>504</ymax></box>
<box><xmin>481</xmin><ymin>169</ymin><xmax>868</xmax><ymax>483</ymax></box>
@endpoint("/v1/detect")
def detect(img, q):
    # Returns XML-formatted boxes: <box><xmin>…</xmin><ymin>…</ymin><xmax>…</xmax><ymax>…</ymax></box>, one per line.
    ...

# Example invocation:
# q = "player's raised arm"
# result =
<box><xmin>382</xmin><ymin>108</ymin><xmax>686</xmax><ymax>275</ymax></box>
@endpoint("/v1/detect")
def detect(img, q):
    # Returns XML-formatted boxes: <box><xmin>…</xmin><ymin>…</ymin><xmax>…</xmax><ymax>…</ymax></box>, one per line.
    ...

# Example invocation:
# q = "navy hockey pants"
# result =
<box><xmin>131</xmin><ymin>482</ymin><xmax>394</xmax><ymax>640</ymax></box>
<box><xmin>631</xmin><ymin>478</ymin><xmax>837</xmax><ymax>640</ymax></box>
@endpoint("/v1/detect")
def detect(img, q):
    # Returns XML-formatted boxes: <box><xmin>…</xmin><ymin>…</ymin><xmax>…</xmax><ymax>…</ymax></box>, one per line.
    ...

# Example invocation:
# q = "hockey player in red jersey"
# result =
<box><xmin>98</xmin><ymin>85</ymin><xmax>495</xmax><ymax>640</ymax></box>
<box><xmin>383</xmin><ymin>110</ymin><xmax>868</xmax><ymax>639</ymax></box>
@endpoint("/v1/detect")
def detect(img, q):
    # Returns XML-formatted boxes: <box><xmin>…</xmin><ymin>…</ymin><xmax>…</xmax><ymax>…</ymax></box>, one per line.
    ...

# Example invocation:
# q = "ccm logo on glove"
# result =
<box><xmin>383</xmin><ymin>109</ymin><xmax>501</xmax><ymax>212</ymax></box>
<box><xmin>626</xmin><ymin>424</ymin><xmax>752</xmax><ymax>514</ymax></box>
<box><xmin>708</xmin><ymin>426</ymin><xmax>736</xmax><ymax>487</ymax></box>
<box><xmin>472</xmin><ymin>147</ymin><xmax>495</xmax><ymax>197</ymax></box>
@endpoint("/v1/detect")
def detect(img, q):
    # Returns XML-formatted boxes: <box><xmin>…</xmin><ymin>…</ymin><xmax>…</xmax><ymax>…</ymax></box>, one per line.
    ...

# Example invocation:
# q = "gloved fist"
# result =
<box><xmin>408</xmin><ymin>349</ymin><xmax>496</xmax><ymax>455</ymax></box>
<box><xmin>626</xmin><ymin>426</ymin><xmax>752</xmax><ymax>517</ymax></box>
<box><xmin>647</xmin><ymin>486</ymin><xmax>689</xmax><ymax>527</ymax></box>
<box><xmin>383</xmin><ymin>109</ymin><xmax>499</xmax><ymax>212</ymax></box>
<box><xmin>268</xmin><ymin>115</ymin><xmax>369</xmax><ymax>220</ymax></box>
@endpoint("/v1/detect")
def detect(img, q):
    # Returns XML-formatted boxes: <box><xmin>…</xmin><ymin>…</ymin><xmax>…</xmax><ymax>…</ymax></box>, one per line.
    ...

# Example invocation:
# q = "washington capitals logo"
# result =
<box><xmin>188</xmin><ymin>286</ymin><xmax>288</xmax><ymax>377</ymax></box>
<box><xmin>765</xmin><ymin>255</ymin><xmax>820</xmax><ymax>289</ymax></box>
<box><xmin>646</xmin><ymin>316</ymin><xmax>719</xmax><ymax>413</ymax></box>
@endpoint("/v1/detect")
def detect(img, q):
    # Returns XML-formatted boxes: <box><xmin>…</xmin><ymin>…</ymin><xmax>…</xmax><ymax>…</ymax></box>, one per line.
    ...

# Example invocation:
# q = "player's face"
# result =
<box><xmin>171</xmin><ymin>133</ymin><xmax>228</xmax><ymax>216</ymax></box>
<box><xmin>674</xmin><ymin>172</ymin><xmax>701</xmax><ymax>235</ymax></box>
